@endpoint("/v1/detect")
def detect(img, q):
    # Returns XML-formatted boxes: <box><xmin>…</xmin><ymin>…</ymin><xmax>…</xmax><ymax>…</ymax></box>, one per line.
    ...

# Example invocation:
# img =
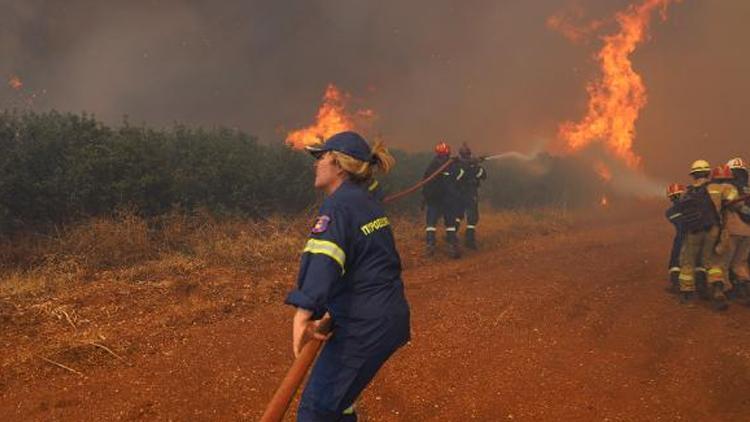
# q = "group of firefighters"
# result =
<box><xmin>421</xmin><ymin>141</ymin><xmax>487</xmax><ymax>259</ymax></box>
<box><xmin>666</xmin><ymin>157</ymin><xmax>750</xmax><ymax>310</ymax></box>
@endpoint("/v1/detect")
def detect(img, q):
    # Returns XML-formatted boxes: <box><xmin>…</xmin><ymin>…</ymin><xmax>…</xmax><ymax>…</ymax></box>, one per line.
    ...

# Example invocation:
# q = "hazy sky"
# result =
<box><xmin>1</xmin><ymin>0</ymin><xmax>748</xmax><ymax>179</ymax></box>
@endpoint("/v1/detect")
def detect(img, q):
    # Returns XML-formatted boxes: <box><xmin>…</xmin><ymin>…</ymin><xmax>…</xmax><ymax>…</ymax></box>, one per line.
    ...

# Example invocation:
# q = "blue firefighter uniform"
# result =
<box><xmin>285</xmin><ymin>180</ymin><xmax>411</xmax><ymax>422</ymax></box>
<box><xmin>367</xmin><ymin>179</ymin><xmax>385</xmax><ymax>202</ymax></box>
<box><xmin>456</xmin><ymin>158</ymin><xmax>487</xmax><ymax>249</ymax></box>
<box><xmin>422</xmin><ymin>155</ymin><xmax>463</xmax><ymax>257</ymax></box>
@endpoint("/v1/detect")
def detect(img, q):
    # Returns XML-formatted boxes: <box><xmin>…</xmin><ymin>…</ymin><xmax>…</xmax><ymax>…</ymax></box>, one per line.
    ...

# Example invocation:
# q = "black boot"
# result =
<box><xmin>666</xmin><ymin>272</ymin><xmax>680</xmax><ymax>294</ymax></box>
<box><xmin>736</xmin><ymin>280</ymin><xmax>750</xmax><ymax>305</ymax></box>
<box><xmin>425</xmin><ymin>230</ymin><xmax>436</xmax><ymax>257</ymax></box>
<box><xmin>679</xmin><ymin>291</ymin><xmax>695</xmax><ymax>305</ymax></box>
<box><xmin>695</xmin><ymin>272</ymin><xmax>710</xmax><ymax>301</ymax></box>
<box><xmin>465</xmin><ymin>228</ymin><xmax>477</xmax><ymax>250</ymax></box>
<box><xmin>712</xmin><ymin>282</ymin><xmax>729</xmax><ymax>311</ymax></box>
<box><xmin>446</xmin><ymin>230</ymin><xmax>461</xmax><ymax>259</ymax></box>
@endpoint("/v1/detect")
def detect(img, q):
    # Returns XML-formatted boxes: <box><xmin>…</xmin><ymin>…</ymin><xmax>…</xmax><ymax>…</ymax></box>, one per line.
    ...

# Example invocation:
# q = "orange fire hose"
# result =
<box><xmin>260</xmin><ymin>318</ymin><xmax>332</xmax><ymax>422</ymax></box>
<box><xmin>383</xmin><ymin>157</ymin><xmax>456</xmax><ymax>204</ymax></box>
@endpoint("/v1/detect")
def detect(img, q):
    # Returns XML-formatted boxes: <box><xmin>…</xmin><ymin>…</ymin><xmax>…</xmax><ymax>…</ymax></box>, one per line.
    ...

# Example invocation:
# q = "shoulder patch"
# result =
<box><xmin>311</xmin><ymin>215</ymin><xmax>331</xmax><ymax>234</ymax></box>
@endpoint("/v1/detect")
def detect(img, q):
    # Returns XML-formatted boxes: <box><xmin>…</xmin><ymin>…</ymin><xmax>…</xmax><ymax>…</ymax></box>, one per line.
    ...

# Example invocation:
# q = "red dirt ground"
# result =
<box><xmin>3</xmin><ymin>203</ymin><xmax>750</xmax><ymax>421</ymax></box>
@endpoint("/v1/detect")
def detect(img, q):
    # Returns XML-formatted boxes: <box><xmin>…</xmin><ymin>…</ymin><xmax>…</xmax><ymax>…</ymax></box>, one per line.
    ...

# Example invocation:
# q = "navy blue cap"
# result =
<box><xmin>305</xmin><ymin>131</ymin><xmax>373</xmax><ymax>162</ymax></box>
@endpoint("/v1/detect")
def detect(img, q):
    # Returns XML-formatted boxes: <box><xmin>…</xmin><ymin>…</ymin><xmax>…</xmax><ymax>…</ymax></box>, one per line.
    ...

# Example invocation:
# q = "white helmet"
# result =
<box><xmin>727</xmin><ymin>157</ymin><xmax>747</xmax><ymax>171</ymax></box>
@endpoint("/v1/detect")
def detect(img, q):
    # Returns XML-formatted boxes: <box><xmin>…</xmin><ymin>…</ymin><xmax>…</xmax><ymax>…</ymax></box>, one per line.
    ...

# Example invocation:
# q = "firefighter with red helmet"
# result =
<box><xmin>665</xmin><ymin>183</ymin><xmax>686</xmax><ymax>294</ymax></box>
<box><xmin>704</xmin><ymin>164</ymin><xmax>740</xmax><ymax>309</ymax></box>
<box><xmin>719</xmin><ymin>157</ymin><xmax>750</xmax><ymax>303</ymax></box>
<box><xmin>422</xmin><ymin>141</ymin><xmax>462</xmax><ymax>258</ymax></box>
<box><xmin>456</xmin><ymin>143</ymin><xmax>487</xmax><ymax>250</ymax></box>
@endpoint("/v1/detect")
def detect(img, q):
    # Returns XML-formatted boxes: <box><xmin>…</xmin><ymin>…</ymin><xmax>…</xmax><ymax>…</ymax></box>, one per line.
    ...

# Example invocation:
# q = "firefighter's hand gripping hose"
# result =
<box><xmin>260</xmin><ymin>315</ymin><xmax>332</xmax><ymax>422</ymax></box>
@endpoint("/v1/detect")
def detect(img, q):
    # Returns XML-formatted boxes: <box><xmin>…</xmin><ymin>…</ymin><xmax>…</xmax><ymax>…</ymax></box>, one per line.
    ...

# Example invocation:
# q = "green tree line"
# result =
<box><xmin>0</xmin><ymin>110</ymin><xmax>600</xmax><ymax>233</ymax></box>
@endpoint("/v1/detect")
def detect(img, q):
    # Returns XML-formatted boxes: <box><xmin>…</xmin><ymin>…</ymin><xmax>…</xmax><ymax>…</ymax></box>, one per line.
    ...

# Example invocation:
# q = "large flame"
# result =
<box><xmin>557</xmin><ymin>0</ymin><xmax>680</xmax><ymax>169</ymax></box>
<box><xmin>286</xmin><ymin>84</ymin><xmax>374</xmax><ymax>149</ymax></box>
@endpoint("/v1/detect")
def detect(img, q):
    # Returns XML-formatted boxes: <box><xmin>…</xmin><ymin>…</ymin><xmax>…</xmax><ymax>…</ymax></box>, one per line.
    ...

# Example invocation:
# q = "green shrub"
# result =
<box><xmin>0</xmin><ymin>110</ymin><xmax>598</xmax><ymax>234</ymax></box>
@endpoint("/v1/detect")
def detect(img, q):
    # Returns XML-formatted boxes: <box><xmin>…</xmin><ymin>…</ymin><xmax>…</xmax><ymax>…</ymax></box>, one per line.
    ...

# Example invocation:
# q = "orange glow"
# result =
<box><xmin>600</xmin><ymin>195</ymin><xmax>609</xmax><ymax>207</ymax></box>
<box><xmin>8</xmin><ymin>75</ymin><xmax>23</xmax><ymax>90</ymax></box>
<box><xmin>286</xmin><ymin>84</ymin><xmax>375</xmax><ymax>150</ymax></box>
<box><xmin>557</xmin><ymin>0</ymin><xmax>681</xmax><ymax>168</ymax></box>
<box><xmin>595</xmin><ymin>161</ymin><xmax>613</xmax><ymax>182</ymax></box>
<box><xmin>546</xmin><ymin>5</ymin><xmax>604</xmax><ymax>44</ymax></box>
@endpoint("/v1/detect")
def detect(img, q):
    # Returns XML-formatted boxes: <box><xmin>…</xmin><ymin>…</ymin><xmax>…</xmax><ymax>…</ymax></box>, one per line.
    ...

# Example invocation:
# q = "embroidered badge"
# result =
<box><xmin>312</xmin><ymin>215</ymin><xmax>331</xmax><ymax>234</ymax></box>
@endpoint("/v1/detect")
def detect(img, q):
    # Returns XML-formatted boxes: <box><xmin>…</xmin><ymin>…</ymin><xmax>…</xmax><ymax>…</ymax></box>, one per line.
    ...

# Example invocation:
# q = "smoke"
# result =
<box><xmin>0</xmin><ymin>0</ymin><xmax>748</xmax><ymax>183</ymax></box>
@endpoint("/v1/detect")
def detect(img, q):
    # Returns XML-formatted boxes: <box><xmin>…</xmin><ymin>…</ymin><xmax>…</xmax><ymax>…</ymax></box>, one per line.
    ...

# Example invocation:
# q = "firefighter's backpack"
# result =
<box><xmin>668</xmin><ymin>184</ymin><xmax>718</xmax><ymax>232</ymax></box>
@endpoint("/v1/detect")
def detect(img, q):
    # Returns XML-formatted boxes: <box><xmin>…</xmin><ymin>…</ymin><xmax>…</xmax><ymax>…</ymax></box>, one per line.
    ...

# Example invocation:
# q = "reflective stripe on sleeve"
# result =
<box><xmin>446</xmin><ymin>227</ymin><xmax>457</xmax><ymax>232</ymax></box>
<box><xmin>476</xmin><ymin>168</ymin><xmax>485</xmax><ymax>178</ymax></box>
<box><xmin>708</xmin><ymin>268</ymin><xmax>723</xmax><ymax>276</ymax></box>
<box><xmin>467</xmin><ymin>225</ymin><xmax>476</xmax><ymax>229</ymax></box>
<box><xmin>368</xmin><ymin>180</ymin><xmax>379</xmax><ymax>192</ymax></box>
<box><xmin>303</xmin><ymin>239</ymin><xmax>346</xmax><ymax>273</ymax></box>
<box><xmin>695</xmin><ymin>267</ymin><xmax>706</xmax><ymax>273</ymax></box>
<box><xmin>456</xmin><ymin>168</ymin><xmax>466</xmax><ymax>181</ymax></box>
<box><xmin>426</xmin><ymin>227</ymin><xmax>437</xmax><ymax>232</ymax></box>
<box><xmin>679</xmin><ymin>274</ymin><xmax>694</xmax><ymax>281</ymax></box>
<box><xmin>669</xmin><ymin>267</ymin><xmax>680</xmax><ymax>273</ymax></box>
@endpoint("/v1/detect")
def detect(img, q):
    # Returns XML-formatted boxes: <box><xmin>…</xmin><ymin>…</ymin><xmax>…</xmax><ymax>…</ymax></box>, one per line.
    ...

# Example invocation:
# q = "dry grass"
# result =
<box><xmin>0</xmin><ymin>207</ymin><xmax>576</xmax><ymax>383</ymax></box>
<box><xmin>0</xmin><ymin>207</ymin><xmax>573</xmax><ymax>299</ymax></box>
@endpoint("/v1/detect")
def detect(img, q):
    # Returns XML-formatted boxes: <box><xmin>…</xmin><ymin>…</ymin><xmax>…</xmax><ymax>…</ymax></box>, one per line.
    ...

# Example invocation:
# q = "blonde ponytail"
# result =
<box><xmin>370</xmin><ymin>140</ymin><xmax>395</xmax><ymax>175</ymax></box>
<box><xmin>331</xmin><ymin>140</ymin><xmax>396</xmax><ymax>184</ymax></box>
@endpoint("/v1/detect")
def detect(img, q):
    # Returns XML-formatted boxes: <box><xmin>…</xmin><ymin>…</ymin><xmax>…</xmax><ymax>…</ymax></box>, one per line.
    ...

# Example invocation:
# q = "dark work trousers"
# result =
<box><xmin>297</xmin><ymin>314</ymin><xmax>409</xmax><ymax>421</ymax></box>
<box><xmin>461</xmin><ymin>193</ymin><xmax>479</xmax><ymax>227</ymax></box>
<box><xmin>425</xmin><ymin>202</ymin><xmax>458</xmax><ymax>244</ymax></box>
<box><xmin>669</xmin><ymin>228</ymin><xmax>685</xmax><ymax>272</ymax></box>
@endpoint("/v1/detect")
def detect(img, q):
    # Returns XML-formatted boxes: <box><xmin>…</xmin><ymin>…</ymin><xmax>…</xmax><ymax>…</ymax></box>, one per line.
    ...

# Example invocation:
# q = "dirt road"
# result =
<box><xmin>3</xmin><ymin>204</ymin><xmax>750</xmax><ymax>421</ymax></box>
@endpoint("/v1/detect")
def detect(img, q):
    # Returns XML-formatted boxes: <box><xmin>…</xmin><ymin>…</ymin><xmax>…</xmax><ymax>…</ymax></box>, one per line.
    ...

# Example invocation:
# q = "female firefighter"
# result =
<box><xmin>285</xmin><ymin>131</ymin><xmax>411</xmax><ymax>421</ymax></box>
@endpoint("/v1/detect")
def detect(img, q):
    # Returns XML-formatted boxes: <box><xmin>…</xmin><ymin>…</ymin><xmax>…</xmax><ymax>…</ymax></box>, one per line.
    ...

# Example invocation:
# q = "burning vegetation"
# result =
<box><xmin>286</xmin><ymin>84</ymin><xmax>376</xmax><ymax>150</ymax></box>
<box><xmin>555</xmin><ymin>0</ymin><xmax>681</xmax><ymax>171</ymax></box>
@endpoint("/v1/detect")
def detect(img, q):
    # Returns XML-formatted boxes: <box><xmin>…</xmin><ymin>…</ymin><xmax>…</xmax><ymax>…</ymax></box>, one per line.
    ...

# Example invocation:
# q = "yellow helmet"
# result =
<box><xmin>727</xmin><ymin>157</ymin><xmax>747</xmax><ymax>171</ymax></box>
<box><xmin>689</xmin><ymin>159</ymin><xmax>711</xmax><ymax>175</ymax></box>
